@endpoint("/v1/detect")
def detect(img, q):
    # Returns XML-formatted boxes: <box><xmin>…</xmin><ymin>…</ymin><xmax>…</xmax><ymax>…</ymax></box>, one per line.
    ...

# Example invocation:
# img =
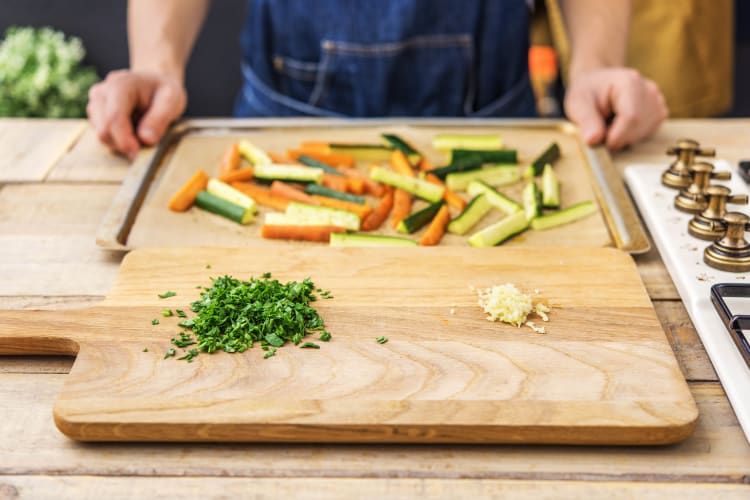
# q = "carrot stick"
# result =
<box><xmin>218</xmin><ymin>166</ymin><xmax>255</xmax><ymax>183</ymax></box>
<box><xmin>425</xmin><ymin>173</ymin><xmax>467</xmax><ymax>210</ymax></box>
<box><xmin>268</xmin><ymin>151</ymin><xmax>294</xmax><ymax>164</ymax></box>
<box><xmin>269</xmin><ymin>180</ymin><xmax>319</xmax><ymax>205</ymax></box>
<box><xmin>231</xmin><ymin>182</ymin><xmax>290</xmax><ymax>212</ymax></box>
<box><xmin>287</xmin><ymin>149</ymin><xmax>355</xmax><ymax>168</ymax></box>
<box><xmin>391</xmin><ymin>188</ymin><xmax>413</xmax><ymax>229</ymax></box>
<box><xmin>218</xmin><ymin>144</ymin><xmax>241</xmax><ymax>175</ymax></box>
<box><xmin>341</xmin><ymin>168</ymin><xmax>383</xmax><ymax>196</ymax></box>
<box><xmin>390</xmin><ymin>150</ymin><xmax>415</xmax><ymax>177</ymax></box>
<box><xmin>310</xmin><ymin>195</ymin><xmax>373</xmax><ymax>220</ymax></box>
<box><xmin>298</xmin><ymin>141</ymin><xmax>331</xmax><ymax>155</ymax></box>
<box><xmin>345</xmin><ymin>177</ymin><xmax>366</xmax><ymax>195</ymax></box>
<box><xmin>168</xmin><ymin>170</ymin><xmax>209</xmax><ymax>212</ymax></box>
<box><xmin>418</xmin><ymin>157</ymin><xmax>438</xmax><ymax>172</ymax></box>
<box><xmin>261</xmin><ymin>224</ymin><xmax>345</xmax><ymax>243</ymax></box>
<box><xmin>321</xmin><ymin>173</ymin><xmax>350</xmax><ymax>193</ymax></box>
<box><xmin>361</xmin><ymin>187</ymin><xmax>394</xmax><ymax>231</ymax></box>
<box><xmin>419</xmin><ymin>205</ymin><xmax>451</xmax><ymax>246</ymax></box>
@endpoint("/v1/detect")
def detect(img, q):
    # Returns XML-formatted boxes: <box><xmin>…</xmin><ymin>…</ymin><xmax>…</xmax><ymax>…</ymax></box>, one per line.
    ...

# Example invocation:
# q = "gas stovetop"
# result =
<box><xmin>624</xmin><ymin>152</ymin><xmax>750</xmax><ymax>444</ymax></box>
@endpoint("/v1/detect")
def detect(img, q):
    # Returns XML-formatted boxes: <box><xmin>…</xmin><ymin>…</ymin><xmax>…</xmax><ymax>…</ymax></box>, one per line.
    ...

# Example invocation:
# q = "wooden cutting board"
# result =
<box><xmin>0</xmin><ymin>247</ymin><xmax>697</xmax><ymax>444</ymax></box>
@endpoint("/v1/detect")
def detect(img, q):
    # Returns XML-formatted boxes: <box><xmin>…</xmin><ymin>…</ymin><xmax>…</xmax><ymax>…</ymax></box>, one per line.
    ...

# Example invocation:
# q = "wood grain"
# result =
<box><xmin>123</xmin><ymin>124</ymin><xmax>611</xmax><ymax>249</ymax></box>
<box><xmin>0</xmin><ymin>247</ymin><xmax>696</xmax><ymax>444</ymax></box>
<box><xmin>46</xmin><ymin>127</ymin><xmax>130</xmax><ymax>182</ymax></box>
<box><xmin>0</xmin><ymin>119</ymin><xmax>86</xmax><ymax>182</ymax></box>
<box><xmin>1</xmin><ymin>477</ymin><xmax>748</xmax><ymax>500</ymax></box>
<box><xmin>0</xmin><ymin>376</ymin><xmax>745</xmax><ymax>481</ymax></box>
<box><xmin>0</xmin><ymin>184</ymin><xmax>122</xmax><ymax>296</ymax></box>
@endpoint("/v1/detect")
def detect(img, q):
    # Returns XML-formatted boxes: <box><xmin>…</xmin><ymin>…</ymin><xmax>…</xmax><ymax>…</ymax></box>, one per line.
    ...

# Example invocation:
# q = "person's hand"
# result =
<box><xmin>87</xmin><ymin>70</ymin><xmax>187</xmax><ymax>160</ymax></box>
<box><xmin>564</xmin><ymin>67</ymin><xmax>668</xmax><ymax>151</ymax></box>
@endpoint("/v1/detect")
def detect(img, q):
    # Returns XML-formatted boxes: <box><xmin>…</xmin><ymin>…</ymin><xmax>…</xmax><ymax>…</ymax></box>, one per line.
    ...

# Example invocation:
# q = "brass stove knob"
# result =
<box><xmin>674</xmin><ymin>162</ymin><xmax>732</xmax><ymax>214</ymax></box>
<box><xmin>662</xmin><ymin>139</ymin><xmax>716</xmax><ymax>189</ymax></box>
<box><xmin>704</xmin><ymin>212</ymin><xmax>750</xmax><ymax>272</ymax></box>
<box><xmin>688</xmin><ymin>186</ymin><xmax>749</xmax><ymax>240</ymax></box>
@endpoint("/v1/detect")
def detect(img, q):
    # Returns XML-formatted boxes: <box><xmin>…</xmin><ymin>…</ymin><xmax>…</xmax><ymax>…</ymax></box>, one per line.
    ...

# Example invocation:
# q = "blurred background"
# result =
<box><xmin>0</xmin><ymin>0</ymin><xmax>746</xmax><ymax>118</ymax></box>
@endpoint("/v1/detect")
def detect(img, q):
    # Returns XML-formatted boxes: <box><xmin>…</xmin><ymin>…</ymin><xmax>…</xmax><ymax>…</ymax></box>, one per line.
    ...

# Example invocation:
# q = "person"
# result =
<box><xmin>87</xmin><ymin>0</ymin><xmax>667</xmax><ymax>160</ymax></box>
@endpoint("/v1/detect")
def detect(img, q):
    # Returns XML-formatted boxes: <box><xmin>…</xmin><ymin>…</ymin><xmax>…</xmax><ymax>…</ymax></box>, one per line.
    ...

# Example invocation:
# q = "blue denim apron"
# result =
<box><xmin>234</xmin><ymin>0</ymin><xmax>535</xmax><ymax>117</ymax></box>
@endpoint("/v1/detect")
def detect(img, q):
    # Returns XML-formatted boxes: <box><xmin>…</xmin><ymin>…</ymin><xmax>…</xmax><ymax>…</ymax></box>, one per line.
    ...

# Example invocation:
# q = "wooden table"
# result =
<box><xmin>0</xmin><ymin>119</ymin><xmax>748</xmax><ymax>499</ymax></box>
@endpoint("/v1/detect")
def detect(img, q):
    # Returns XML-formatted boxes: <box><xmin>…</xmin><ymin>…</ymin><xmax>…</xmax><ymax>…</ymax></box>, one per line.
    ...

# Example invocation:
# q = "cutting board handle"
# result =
<box><xmin>0</xmin><ymin>309</ymin><xmax>83</xmax><ymax>356</ymax></box>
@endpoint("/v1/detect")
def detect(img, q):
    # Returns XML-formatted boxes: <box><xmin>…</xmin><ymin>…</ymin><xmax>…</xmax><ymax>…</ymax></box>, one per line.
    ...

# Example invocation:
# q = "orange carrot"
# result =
<box><xmin>341</xmin><ymin>168</ymin><xmax>383</xmax><ymax>196</ymax></box>
<box><xmin>425</xmin><ymin>173</ymin><xmax>467</xmax><ymax>210</ymax></box>
<box><xmin>298</xmin><ymin>141</ymin><xmax>331</xmax><ymax>155</ymax></box>
<box><xmin>321</xmin><ymin>173</ymin><xmax>350</xmax><ymax>193</ymax></box>
<box><xmin>419</xmin><ymin>205</ymin><xmax>451</xmax><ymax>246</ymax></box>
<box><xmin>310</xmin><ymin>195</ymin><xmax>373</xmax><ymax>220</ymax></box>
<box><xmin>168</xmin><ymin>170</ymin><xmax>209</xmax><ymax>212</ymax></box>
<box><xmin>390</xmin><ymin>150</ymin><xmax>415</xmax><ymax>177</ymax></box>
<box><xmin>261</xmin><ymin>224</ymin><xmax>345</xmax><ymax>243</ymax></box>
<box><xmin>345</xmin><ymin>177</ymin><xmax>366</xmax><ymax>195</ymax></box>
<box><xmin>268</xmin><ymin>151</ymin><xmax>294</xmax><ymax>164</ymax></box>
<box><xmin>269</xmin><ymin>180</ymin><xmax>319</xmax><ymax>205</ymax></box>
<box><xmin>391</xmin><ymin>188</ymin><xmax>413</xmax><ymax>229</ymax></box>
<box><xmin>361</xmin><ymin>187</ymin><xmax>394</xmax><ymax>231</ymax></box>
<box><xmin>218</xmin><ymin>144</ymin><xmax>241</xmax><ymax>175</ymax></box>
<box><xmin>287</xmin><ymin>149</ymin><xmax>355</xmax><ymax>168</ymax></box>
<box><xmin>418</xmin><ymin>157</ymin><xmax>437</xmax><ymax>172</ymax></box>
<box><xmin>218</xmin><ymin>166</ymin><xmax>255</xmax><ymax>183</ymax></box>
<box><xmin>231</xmin><ymin>182</ymin><xmax>290</xmax><ymax>212</ymax></box>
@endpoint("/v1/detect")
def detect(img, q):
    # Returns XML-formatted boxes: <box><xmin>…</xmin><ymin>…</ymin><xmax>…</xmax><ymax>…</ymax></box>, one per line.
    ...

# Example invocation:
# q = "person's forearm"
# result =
<box><xmin>558</xmin><ymin>0</ymin><xmax>631</xmax><ymax>79</ymax></box>
<box><xmin>128</xmin><ymin>0</ymin><xmax>211</xmax><ymax>82</ymax></box>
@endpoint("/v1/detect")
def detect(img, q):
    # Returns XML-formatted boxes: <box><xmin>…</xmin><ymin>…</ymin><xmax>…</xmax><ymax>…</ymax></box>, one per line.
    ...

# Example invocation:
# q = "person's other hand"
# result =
<box><xmin>564</xmin><ymin>68</ymin><xmax>668</xmax><ymax>151</ymax></box>
<box><xmin>87</xmin><ymin>70</ymin><xmax>187</xmax><ymax>160</ymax></box>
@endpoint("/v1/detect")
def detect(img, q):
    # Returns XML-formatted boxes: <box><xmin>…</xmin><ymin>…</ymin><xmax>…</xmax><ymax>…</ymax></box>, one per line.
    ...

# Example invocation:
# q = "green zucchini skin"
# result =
<box><xmin>467</xmin><ymin>211</ymin><xmax>529</xmax><ymax>247</ymax></box>
<box><xmin>195</xmin><ymin>190</ymin><xmax>254</xmax><ymax>224</ymax></box>
<box><xmin>447</xmin><ymin>194</ymin><xmax>493</xmax><ymax>235</ymax></box>
<box><xmin>541</xmin><ymin>164</ymin><xmax>561</xmax><ymax>209</ymax></box>
<box><xmin>522</xmin><ymin>181</ymin><xmax>543</xmax><ymax>221</ymax></box>
<box><xmin>304</xmin><ymin>184</ymin><xmax>367</xmax><ymax>204</ymax></box>
<box><xmin>530</xmin><ymin>201</ymin><xmax>597</xmax><ymax>230</ymax></box>
<box><xmin>330</xmin><ymin>232</ymin><xmax>418</xmax><ymax>247</ymax></box>
<box><xmin>450</xmin><ymin>149</ymin><xmax>518</xmax><ymax>165</ymax></box>
<box><xmin>296</xmin><ymin>155</ymin><xmax>344</xmax><ymax>176</ymax></box>
<box><xmin>381</xmin><ymin>133</ymin><xmax>422</xmax><ymax>163</ymax></box>
<box><xmin>531</xmin><ymin>142</ymin><xmax>560</xmax><ymax>177</ymax></box>
<box><xmin>430</xmin><ymin>158</ymin><xmax>483</xmax><ymax>180</ymax></box>
<box><xmin>397</xmin><ymin>200</ymin><xmax>445</xmax><ymax>234</ymax></box>
<box><xmin>329</xmin><ymin>143</ymin><xmax>394</xmax><ymax>161</ymax></box>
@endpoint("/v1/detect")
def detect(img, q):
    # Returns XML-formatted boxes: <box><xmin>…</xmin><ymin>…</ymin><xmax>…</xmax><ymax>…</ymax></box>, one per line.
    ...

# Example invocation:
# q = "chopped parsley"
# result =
<box><xmin>185</xmin><ymin>273</ymin><xmax>332</xmax><ymax>355</ymax></box>
<box><xmin>143</xmin><ymin>347</ymin><xmax>148</xmax><ymax>352</ymax></box>
<box><xmin>175</xmin><ymin>309</ymin><xmax>187</xmax><ymax>318</ymax></box>
<box><xmin>163</xmin><ymin>348</ymin><xmax>176</xmax><ymax>359</ymax></box>
<box><xmin>300</xmin><ymin>342</ymin><xmax>320</xmax><ymax>349</ymax></box>
<box><xmin>161</xmin><ymin>309</ymin><xmax>173</xmax><ymax>317</ymax></box>
<box><xmin>376</xmin><ymin>336</ymin><xmax>388</xmax><ymax>344</ymax></box>
<box><xmin>178</xmin><ymin>348</ymin><xmax>199</xmax><ymax>363</ymax></box>
<box><xmin>320</xmin><ymin>331</ymin><xmax>331</xmax><ymax>342</ymax></box>
<box><xmin>158</xmin><ymin>291</ymin><xmax>177</xmax><ymax>299</ymax></box>
<box><xmin>263</xmin><ymin>347</ymin><xmax>277</xmax><ymax>359</ymax></box>
<box><xmin>151</xmin><ymin>318</ymin><xmax>159</xmax><ymax>325</ymax></box>
<box><xmin>171</xmin><ymin>332</ymin><xmax>196</xmax><ymax>348</ymax></box>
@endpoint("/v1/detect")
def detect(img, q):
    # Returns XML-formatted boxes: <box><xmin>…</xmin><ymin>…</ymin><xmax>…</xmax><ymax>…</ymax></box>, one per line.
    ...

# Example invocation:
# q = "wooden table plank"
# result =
<box><xmin>654</xmin><ymin>301</ymin><xmax>718</xmax><ymax>382</ymax></box>
<box><xmin>46</xmin><ymin>127</ymin><xmax>131</xmax><ymax>183</ymax></box>
<box><xmin>1</xmin><ymin>477</ymin><xmax>747</xmax><ymax>500</ymax></box>
<box><xmin>0</xmin><ymin>119</ymin><xmax>87</xmax><ymax>183</ymax></box>
<box><xmin>0</xmin><ymin>375</ymin><xmax>746</xmax><ymax>482</ymax></box>
<box><xmin>0</xmin><ymin>184</ymin><xmax>121</xmax><ymax>296</ymax></box>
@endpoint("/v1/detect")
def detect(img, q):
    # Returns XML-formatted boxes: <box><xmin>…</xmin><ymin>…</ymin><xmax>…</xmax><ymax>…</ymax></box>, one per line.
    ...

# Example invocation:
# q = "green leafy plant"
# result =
<box><xmin>0</xmin><ymin>26</ymin><xmax>99</xmax><ymax>118</ymax></box>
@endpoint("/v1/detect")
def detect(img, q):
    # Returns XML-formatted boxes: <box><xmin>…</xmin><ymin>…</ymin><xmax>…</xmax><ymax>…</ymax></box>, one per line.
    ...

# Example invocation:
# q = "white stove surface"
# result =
<box><xmin>624</xmin><ymin>161</ymin><xmax>750</xmax><ymax>444</ymax></box>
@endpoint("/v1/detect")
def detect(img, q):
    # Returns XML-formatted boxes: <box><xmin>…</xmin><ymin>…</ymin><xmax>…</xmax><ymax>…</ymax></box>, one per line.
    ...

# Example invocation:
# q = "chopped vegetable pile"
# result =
<box><xmin>168</xmin><ymin>273</ymin><xmax>332</xmax><ymax>360</ymax></box>
<box><xmin>167</xmin><ymin>132</ymin><xmax>598</xmax><ymax>247</ymax></box>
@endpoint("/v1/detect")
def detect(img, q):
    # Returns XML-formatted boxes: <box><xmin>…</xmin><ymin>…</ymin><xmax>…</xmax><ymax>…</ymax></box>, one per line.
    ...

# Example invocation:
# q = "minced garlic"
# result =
<box><xmin>475</xmin><ymin>283</ymin><xmax>551</xmax><ymax>329</ymax></box>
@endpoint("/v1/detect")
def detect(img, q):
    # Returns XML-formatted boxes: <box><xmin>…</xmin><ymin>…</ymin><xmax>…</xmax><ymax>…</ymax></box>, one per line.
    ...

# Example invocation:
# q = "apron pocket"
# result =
<box><xmin>272</xmin><ymin>55</ymin><xmax>321</xmax><ymax>105</ymax></box>
<box><xmin>309</xmin><ymin>34</ymin><xmax>475</xmax><ymax>117</ymax></box>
